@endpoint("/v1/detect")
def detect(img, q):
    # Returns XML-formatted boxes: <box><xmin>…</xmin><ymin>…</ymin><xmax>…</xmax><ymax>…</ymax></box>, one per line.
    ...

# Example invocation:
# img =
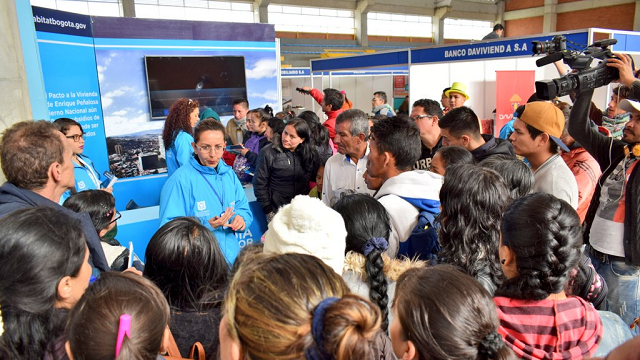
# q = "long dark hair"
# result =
<box><xmin>496</xmin><ymin>193</ymin><xmax>582</xmax><ymax>300</ymax></box>
<box><xmin>67</xmin><ymin>272</ymin><xmax>169</xmax><ymax>360</ymax></box>
<box><xmin>332</xmin><ymin>193</ymin><xmax>391</xmax><ymax>331</ymax></box>
<box><xmin>394</xmin><ymin>265</ymin><xmax>516</xmax><ymax>360</ymax></box>
<box><xmin>162</xmin><ymin>98</ymin><xmax>199</xmax><ymax>149</ymax></box>
<box><xmin>282</xmin><ymin>118</ymin><xmax>318</xmax><ymax>168</ymax></box>
<box><xmin>52</xmin><ymin>117</ymin><xmax>83</xmax><ymax>135</ymax></box>
<box><xmin>298</xmin><ymin>110</ymin><xmax>330</xmax><ymax>148</ymax></box>
<box><xmin>0</xmin><ymin>207</ymin><xmax>86</xmax><ymax>359</ymax></box>
<box><xmin>63</xmin><ymin>190</ymin><xmax>116</xmax><ymax>233</ymax></box>
<box><xmin>144</xmin><ymin>217</ymin><xmax>229</xmax><ymax>311</ymax></box>
<box><xmin>438</xmin><ymin>164</ymin><xmax>509</xmax><ymax>291</ymax></box>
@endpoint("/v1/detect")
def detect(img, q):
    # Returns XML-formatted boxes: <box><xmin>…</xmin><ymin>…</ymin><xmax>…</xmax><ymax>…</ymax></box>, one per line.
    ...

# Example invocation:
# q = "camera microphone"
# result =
<box><xmin>535</xmin><ymin>51</ymin><xmax>564</xmax><ymax>67</ymax></box>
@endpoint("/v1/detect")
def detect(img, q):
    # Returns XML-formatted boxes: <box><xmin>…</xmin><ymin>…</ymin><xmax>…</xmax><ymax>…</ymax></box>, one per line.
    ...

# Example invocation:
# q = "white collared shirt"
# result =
<box><xmin>322</xmin><ymin>145</ymin><xmax>375</xmax><ymax>206</ymax></box>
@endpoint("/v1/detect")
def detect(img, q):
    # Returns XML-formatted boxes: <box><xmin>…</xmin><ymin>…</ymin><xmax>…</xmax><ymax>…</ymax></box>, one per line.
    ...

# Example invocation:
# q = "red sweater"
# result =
<box><xmin>561</xmin><ymin>147</ymin><xmax>602</xmax><ymax>223</ymax></box>
<box><xmin>494</xmin><ymin>296</ymin><xmax>602</xmax><ymax>360</ymax></box>
<box><xmin>310</xmin><ymin>88</ymin><xmax>344</xmax><ymax>145</ymax></box>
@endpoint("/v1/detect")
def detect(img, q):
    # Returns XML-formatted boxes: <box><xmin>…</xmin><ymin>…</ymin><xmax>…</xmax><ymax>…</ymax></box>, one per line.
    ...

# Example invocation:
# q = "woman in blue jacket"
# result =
<box><xmin>162</xmin><ymin>98</ymin><xmax>200</xmax><ymax>176</ymax></box>
<box><xmin>53</xmin><ymin>118</ymin><xmax>109</xmax><ymax>203</ymax></box>
<box><xmin>159</xmin><ymin>119</ymin><xmax>253</xmax><ymax>265</ymax></box>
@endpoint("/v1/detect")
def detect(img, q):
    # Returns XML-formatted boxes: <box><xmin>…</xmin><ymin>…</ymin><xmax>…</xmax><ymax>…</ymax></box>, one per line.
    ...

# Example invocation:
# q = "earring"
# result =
<box><xmin>500</xmin><ymin>259</ymin><xmax>506</xmax><ymax>265</ymax></box>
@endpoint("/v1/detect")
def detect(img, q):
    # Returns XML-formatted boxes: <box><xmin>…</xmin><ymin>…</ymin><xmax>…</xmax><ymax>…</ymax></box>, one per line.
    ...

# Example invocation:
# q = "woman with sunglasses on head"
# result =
<box><xmin>53</xmin><ymin>117</ymin><xmax>110</xmax><ymax>204</ymax></box>
<box><xmin>160</xmin><ymin>119</ymin><xmax>252</xmax><ymax>266</ymax></box>
<box><xmin>64</xmin><ymin>190</ymin><xmax>143</xmax><ymax>272</ymax></box>
<box><xmin>162</xmin><ymin>98</ymin><xmax>200</xmax><ymax>176</ymax></box>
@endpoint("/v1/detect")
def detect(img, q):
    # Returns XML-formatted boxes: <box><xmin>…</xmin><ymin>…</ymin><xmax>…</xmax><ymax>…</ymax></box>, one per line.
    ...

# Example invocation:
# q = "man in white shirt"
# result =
<box><xmin>322</xmin><ymin>109</ymin><xmax>375</xmax><ymax>206</ymax></box>
<box><xmin>509</xmin><ymin>101</ymin><xmax>579</xmax><ymax>209</ymax></box>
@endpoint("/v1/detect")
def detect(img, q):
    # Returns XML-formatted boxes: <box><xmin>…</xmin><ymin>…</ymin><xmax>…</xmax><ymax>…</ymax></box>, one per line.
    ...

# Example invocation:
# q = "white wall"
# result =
<box><xmin>282</xmin><ymin>74</ymin><xmax>396</xmax><ymax>120</ymax></box>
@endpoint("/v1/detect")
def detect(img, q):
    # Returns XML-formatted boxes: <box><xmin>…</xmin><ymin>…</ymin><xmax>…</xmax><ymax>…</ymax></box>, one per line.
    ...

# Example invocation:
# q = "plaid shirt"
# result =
<box><xmin>494</xmin><ymin>296</ymin><xmax>602</xmax><ymax>360</ymax></box>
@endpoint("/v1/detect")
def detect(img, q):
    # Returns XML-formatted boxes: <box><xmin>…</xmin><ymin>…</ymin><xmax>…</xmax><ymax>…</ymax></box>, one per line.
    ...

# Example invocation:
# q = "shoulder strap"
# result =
<box><xmin>165</xmin><ymin>327</ymin><xmax>183</xmax><ymax>358</ymax></box>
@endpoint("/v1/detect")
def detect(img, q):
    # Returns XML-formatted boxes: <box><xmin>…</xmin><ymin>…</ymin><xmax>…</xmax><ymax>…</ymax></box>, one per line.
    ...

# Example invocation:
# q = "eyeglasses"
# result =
<box><xmin>107</xmin><ymin>210</ymin><xmax>121</xmax><ymax>225</ymax></box>
<box><xmin>66</xmin><ymin>134</ymin><xmax>86</xmax><ymax>142</ymax></box>
<box><xmin>410</xmin><ymin>115</ymin><xmax>431</xmax><ymax>121</ymax></box>
<box><xmin>196</xmin><ymin>144</ymin><xmax>225</xmax><ymax>154</ymax></box>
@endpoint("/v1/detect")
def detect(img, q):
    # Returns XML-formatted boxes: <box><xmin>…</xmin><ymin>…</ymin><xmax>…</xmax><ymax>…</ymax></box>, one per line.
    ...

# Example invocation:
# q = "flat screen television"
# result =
<box><xmin>144</xmin><ymin>56</ymin><xmax>247</xmax><ymax>119</ymax></box>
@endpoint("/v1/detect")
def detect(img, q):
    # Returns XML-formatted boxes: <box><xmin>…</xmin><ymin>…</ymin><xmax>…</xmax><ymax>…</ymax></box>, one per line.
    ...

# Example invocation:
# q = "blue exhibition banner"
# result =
<box><xmin>33</xmin><ymin>7</ymin><xmax>110</xmax><ymax>182</ymax></box>
<box><xmin>410</xmin><ymin>32</ymin><xmax>590</xmax><ymax>64</ymax></box>
<box><xmin>281</xmin><ymin>68</ymin><xmax>311</xmax><ymax>77</ymax></box>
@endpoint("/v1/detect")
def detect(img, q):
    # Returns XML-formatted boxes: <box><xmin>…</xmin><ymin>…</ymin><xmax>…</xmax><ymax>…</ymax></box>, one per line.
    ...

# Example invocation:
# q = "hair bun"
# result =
<box><xmin>478</xmin><ymin>331</ymin><xmax>503</xmax><ymax>358</ymax></box>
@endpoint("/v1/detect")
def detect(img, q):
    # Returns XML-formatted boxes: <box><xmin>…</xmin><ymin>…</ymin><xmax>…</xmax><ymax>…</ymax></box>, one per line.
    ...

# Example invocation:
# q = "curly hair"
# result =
<box><xmin>162</xmin><ymin>98</ymin><xmax>199</xmax><ymax>149</ymax></box>
<box><xmin>437</xmin><ymin>164</ymin><xmax>509</xmax><ymax>293</ymax></box>
<box><xmin>496</xmin><ymin>193</ymin><xmax>583</xmax><ymax>300</ymax></box>
<box><xmin>332</xmin><ymin>193</ymin><xmax>391</xmax><ymax>331</ymax></box>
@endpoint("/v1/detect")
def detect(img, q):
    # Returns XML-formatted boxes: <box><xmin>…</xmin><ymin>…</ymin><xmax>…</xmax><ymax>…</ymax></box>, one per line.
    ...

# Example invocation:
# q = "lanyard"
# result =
<box><xmin>197</xmin><ymin>170</ymin><xmax>224</xmax><ymax>206</ymax></box>
<box><xmin>76</xmin><ymin>156</ymin><xmax>101</xmax><ymax>188</ymax></box>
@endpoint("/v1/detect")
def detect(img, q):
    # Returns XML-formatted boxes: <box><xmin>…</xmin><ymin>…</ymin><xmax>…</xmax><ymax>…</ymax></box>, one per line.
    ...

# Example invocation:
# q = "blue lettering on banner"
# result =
<box><xmin>281</xmin><ymin>68</ymin><xmax>311</xmax><ymax>77</ymax></box>
<box><xmin>412</xmin><ymin>32</ymin><xmax>589</xmax><ymax>64</ymax></box>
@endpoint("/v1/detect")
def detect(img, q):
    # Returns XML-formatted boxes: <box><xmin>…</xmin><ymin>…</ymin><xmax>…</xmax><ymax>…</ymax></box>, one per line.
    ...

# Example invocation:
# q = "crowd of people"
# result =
<box><xmin>1</xmin><ymin>52</ymin><xmax>640</xmax><ymax>360</ymax></box>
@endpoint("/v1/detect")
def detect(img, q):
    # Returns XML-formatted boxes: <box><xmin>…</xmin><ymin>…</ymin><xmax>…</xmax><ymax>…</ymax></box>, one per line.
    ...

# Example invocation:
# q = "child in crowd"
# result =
<box><xmin>220</xmin><ymin>252</ymin><xmax>395</xmax><ymax>360</ymax></box>
<box><xmin>333</xmin><ymin>193</ymin><xmax>425</xmax><ymax>332</ymax></box>
<box><xmin>438</xmin><ymin>164</ymin><xmax>509</xmax><ymax>295</ymax></box>
<box><xmin>428</xmin><ymin>146</ymin><xmax>475</xmax><ymax>175</ymax></box>
<box><xmin>391</xmin><ymin>265</ymin><xmax>515</xmax><ymax>360</ymax></box>
<box><xmin>0</xmin><ymin>207</ymin><xmax>91</xmax><ymax>360</ymax></box>
<box><xmin>309</xmin><ymin>155</ymin><xmax>330</xmax><ymax>200</ymax></box>
<box><xmin>63</xmin><ymin>190</ymin><xmax>142</xmax><ymax>271</ymax></box>
<box><xmin>65</xmin><ymin>272</ymin><xmax>170</xmax><ymax>360</ymax></box>
<box><xmin>495</xmin><ymin>193</ymin><xmax>603</xmax><ymax>359</ymax></box>
<box><xmin>265</xmin><ymin>116</ymin><xmax>286</xmax><ymax>143</ymax></box>
<box><xmin>144</xmin><ymin>217</ymin><xmax>229</xmax><ymax>359</ymax></box>
<box><xmin>232</xmin><ymin>108</ymin><xmax>270</xmax><ymax>183</ymax></box>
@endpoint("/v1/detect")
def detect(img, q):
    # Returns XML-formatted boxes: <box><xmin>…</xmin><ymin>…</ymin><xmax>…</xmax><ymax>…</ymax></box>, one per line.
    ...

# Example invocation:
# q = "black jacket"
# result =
<box><xmin>471</xmin><ymin>134</ymin><xmax>516</xmax><ymax>162</ymax></box>
<box><xmin>253</xmin><ymin>136</ymin><xmax>318</xmax><ymax>214</ymax></box>
<box><xmin>0</xmin><ymin>182</ymin><xmax>111</xmax><ymax>272</ymax></box>
<box><xmin>569</xmin><ymin>89</ymin><xmax>640</xmax><ymax>266</ymax></box>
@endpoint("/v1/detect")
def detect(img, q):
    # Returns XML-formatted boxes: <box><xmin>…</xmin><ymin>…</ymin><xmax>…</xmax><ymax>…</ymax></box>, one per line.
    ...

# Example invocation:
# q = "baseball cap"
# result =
<box><xmin>619</xmin><ymin>99</ymin><xmax>640</xmax><ymax>113</ymax></box>
<box><xmin>515</xmin><ymin>101</ymin><xmax>570</xmax><ymax>152</ymax></box>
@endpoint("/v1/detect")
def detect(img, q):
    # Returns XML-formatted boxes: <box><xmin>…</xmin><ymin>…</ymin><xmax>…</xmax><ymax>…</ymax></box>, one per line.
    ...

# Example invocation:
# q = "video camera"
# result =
<box><xmin>532</xmin><ymin>35</ymin><xmax>619</xmax><ymax>100</ymax></box>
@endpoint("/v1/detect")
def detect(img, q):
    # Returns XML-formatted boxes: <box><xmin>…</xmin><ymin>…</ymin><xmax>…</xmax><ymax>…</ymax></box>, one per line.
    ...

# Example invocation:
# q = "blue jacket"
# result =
<box><xmin>159</xmin><ymin>156</ymin><xmax>253</xmax><ymax>265</ymax></box>
<box><xmin>60</xmin><ymin>154</ymin><xmax>102</xmax><ymax>204</ymax></box>
<box><xmin>166</xmin><ymin>131</ymin><xmax>195</xmax><ymax>176</ymax></box>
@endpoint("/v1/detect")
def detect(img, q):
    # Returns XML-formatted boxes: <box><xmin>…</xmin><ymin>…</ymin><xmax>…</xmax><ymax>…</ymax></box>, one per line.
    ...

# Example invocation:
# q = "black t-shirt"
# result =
<box><xmin>413</xmin><ymin>136</ymin><xmax>443</xmax><ymax>170</ymax></box>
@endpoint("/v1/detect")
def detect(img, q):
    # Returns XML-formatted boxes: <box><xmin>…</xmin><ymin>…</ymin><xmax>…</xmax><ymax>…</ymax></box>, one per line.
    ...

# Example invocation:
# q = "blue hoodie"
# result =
<box><xmin>166</xmin><ymin>131</ymin><xmax>195</xmax><ymax>176</ymax></box>
<box><xmin>159</xmin><ymin>155</ymin><xmax>253</xmax><ymax>265</ymax></box>
<box><xmin>60</xmin><ymin>154</ymin><xmax>102</xmax><ymax>204</ymax></box>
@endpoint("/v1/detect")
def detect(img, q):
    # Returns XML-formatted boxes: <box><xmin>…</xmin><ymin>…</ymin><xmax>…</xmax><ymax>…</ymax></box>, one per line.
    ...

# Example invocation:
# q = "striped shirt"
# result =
<box><xmin>493</xmin><ymin>296</ymin><xmax>602</xmax><ymax>360</ymax></box>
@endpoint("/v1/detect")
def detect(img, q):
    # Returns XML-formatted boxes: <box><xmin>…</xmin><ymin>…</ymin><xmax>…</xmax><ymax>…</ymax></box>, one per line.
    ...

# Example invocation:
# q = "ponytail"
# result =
<box><xmin>362</xmin><ymin>238</ymin><xmax>389</xmax><ymax>331</ymax></box>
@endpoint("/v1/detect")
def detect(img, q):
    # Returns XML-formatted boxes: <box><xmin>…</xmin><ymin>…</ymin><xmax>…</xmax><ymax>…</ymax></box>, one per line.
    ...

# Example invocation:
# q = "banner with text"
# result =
<box><xmin>495</xmin><ymin>70</ymin><xmax>535</xmax><ymax>137</ymax></box>
<box><xmin>33</xmin><ymin>6</ymin><xmax>109</xmax><ymax>178</ymax></box>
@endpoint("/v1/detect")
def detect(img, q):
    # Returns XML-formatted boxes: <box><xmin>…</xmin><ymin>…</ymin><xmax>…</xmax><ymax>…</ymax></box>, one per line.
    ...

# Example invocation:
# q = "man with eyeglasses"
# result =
<box><xmin>410</xmin><ymin>99</ymin><xmax>444</xmax><ymax>170</ymax></box>
<box><xmin>0</xmin><ymin>120</ymin><xmax>111</xmax><ymax>273</ymax></box>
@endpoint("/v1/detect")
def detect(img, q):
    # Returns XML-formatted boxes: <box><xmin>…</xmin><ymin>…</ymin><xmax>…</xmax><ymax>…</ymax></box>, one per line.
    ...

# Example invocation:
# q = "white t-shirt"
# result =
<box><xmin>533</xmin><ymin>154</ymin><xmax>579</xmax><ymax>209</ymax></box>
<box><xmin>590</xmin><ymin>157</ymin><xmax>638</xmax><ymax>257</ymax></box>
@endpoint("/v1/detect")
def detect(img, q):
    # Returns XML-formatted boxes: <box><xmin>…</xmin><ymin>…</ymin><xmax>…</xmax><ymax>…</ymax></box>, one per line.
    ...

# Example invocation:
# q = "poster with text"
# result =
<box><xmin>495</xmin><ymin>71</ymin><xmax>535</xmax><ymax>137</ymax></box>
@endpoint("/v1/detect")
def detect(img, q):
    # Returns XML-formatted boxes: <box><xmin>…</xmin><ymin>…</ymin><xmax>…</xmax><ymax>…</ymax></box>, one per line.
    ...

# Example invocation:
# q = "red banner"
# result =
<box><xmin>393</xmin><ymin>75</ymin><xmax>408</xmax><ymax>97</ymax></box>
<box><xmin>495</xmin><ymin>71</ymin><xmax>535</xmax><ymax>137</ymax></box>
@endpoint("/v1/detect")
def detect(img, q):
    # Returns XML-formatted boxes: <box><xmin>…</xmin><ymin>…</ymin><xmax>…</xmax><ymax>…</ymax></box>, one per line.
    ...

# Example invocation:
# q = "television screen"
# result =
<box><xmin>145</xmin><ymin>56</ymin><xmax>247</xmax><ymax>119</ymax></box>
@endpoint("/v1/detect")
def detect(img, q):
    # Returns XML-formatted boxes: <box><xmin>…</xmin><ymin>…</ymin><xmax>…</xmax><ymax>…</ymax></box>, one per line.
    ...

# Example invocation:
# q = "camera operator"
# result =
<box><xmin>569</xmin><ymin>85</ymin><xmax>640</xmax><ymax>334</ymax></box>
<box><xmin>555</xmin><ymin>60</ymin><xmax>632</xmax><ymax>139</ymax></box>
<box><xmin>607</xmin><ymin>53</ymin><xmax>640</xmax><ymax>101</ymax></box>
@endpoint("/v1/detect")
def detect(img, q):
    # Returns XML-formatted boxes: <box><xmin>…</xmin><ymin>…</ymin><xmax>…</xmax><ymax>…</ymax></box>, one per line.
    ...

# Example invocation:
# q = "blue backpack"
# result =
<box><xmin>397</xmin><ymin>207</ymin><xmax>440</xmax><ymax>262</ymax></box>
